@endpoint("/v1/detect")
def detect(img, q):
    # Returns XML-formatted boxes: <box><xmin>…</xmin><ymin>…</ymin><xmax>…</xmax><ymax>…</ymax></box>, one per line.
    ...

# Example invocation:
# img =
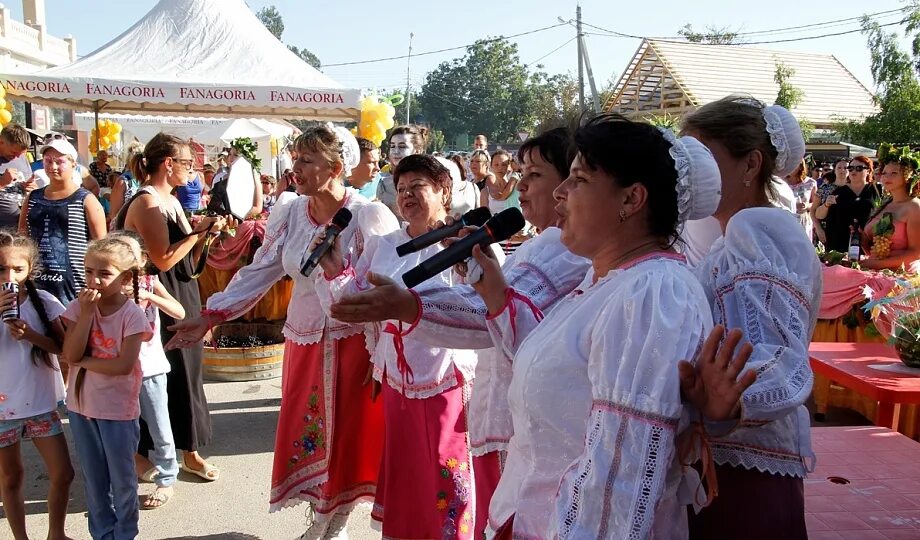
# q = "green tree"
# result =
<box><xmin>677</xmin><ymin>24</ymin><xmax>740</xmax><ymax>44</ymax></box>
<box><xmin>531</xmin><ymin>72</ymin><xmax>581</xmax><ymax>134</ymax></box>
<box><xmin>427</xmin><ymin>129</ymin><xmax>446</xmax><ymax>153</ymax></box>
<box><xmin>254</xmin><ymin>5</ymin><xmax>322</xmax><ymax>70</ymax></box>
<box><xmin>835</xmin><ymin>14</ymin><xmax>920</xmax><ymax>146</ymax></box>
<box><xmin>646</xmin><ymin>112</ymin><xmax>681</xmax><ymax>130</ymax></box>
<box><xmin>256</xmin><ymin>6</ymin><xmax>284</xmax><ymax>40</ymax></box>
<box><xmin>773</xmin><ymin>61</ymin><xmax>814</xmax><ymax>140</ymax></box>
<box><xmin>418</xmin><ymin>38</ymin><xmax>541</xmax><ymax>144</ymax></box>
<box><xmin>289</xmin><ymin>45</ymin><xmax>321</xmax><ymax>70</ymax></box>
<box><xmin>774</xmin><ymin>62</ymin><xmax>804</xmax><ymax>110</ymax></box>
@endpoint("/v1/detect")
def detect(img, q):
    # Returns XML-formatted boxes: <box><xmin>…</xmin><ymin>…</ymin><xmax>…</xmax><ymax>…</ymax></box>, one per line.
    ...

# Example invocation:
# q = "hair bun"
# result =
<box><xmin>762</xmin><ymin>104</ymin><xmax>806</xmax><ymax>178</ymax></box>
<box><xmin>659</xmin><ymin>128</ymin><xmax>722</xmax><ymax>222</ymax></box>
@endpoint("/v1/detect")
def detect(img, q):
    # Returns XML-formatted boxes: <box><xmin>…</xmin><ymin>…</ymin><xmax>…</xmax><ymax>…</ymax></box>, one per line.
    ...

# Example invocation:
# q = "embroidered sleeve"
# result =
<box><xmin>315</xmin><ymin>233</ymin><xmax>382</xmax><ymax>316</ymax></box>
<box><xmin>411</xmin><ymin>254</ymin><xmax>587</xmax><ymax>350</ymax></box>
<box><xmin>206</xmin><ymin>201</ymin><xmax>293</xmax><ymax>321</ymax></box>
<box><xmin>552</xmin><ymin>270</ymin><xmax>708</xmax><ymax>539</ymax></box>
<box><xmin>713</xmin><ymin>271</ymin><xmax>814</xmax><ymax>422</ymax></box>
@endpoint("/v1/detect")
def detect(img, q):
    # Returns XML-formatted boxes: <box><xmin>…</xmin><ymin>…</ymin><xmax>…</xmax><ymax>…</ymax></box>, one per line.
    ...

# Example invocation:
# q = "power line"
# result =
<box><xmin>579</xmin><ymin>6</ymin><xmax>909</xmax><ymax>42</ymax></box>
<box><xmin>582</xmin><ymin>19</ymin><xmax>905</xmax><ymax>46</ymax></box>
<box><xmin>525</xmin><ymin>37</ymin><xmax>577</xmax><ymax>67</ymax></box>
<box><xmin>323</xmin><ymin>23</ymin><xmax>568</xmax><ymax>68</ymax></box>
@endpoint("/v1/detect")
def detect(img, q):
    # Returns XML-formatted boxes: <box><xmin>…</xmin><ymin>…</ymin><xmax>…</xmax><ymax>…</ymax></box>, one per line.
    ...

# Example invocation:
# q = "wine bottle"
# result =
<box><xmin>847</xmin><ymin>220</ymin><xmax>862</xmax><ymax>261</ymax></box>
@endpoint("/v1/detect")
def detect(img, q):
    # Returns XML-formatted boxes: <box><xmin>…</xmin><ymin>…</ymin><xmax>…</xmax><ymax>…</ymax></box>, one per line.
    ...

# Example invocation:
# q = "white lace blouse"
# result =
<box><xmin>694</xmin><ymin>207</ymin><xmax>822</xmax><ymax>478</ymax></box>
<box><xmin>205</xmin><ymin>190</ymin><xmax>399</xmax><ymax>345</ymax></box>
<box><xmin>315</xmin><ymin>225</ymin><xmax>500</xmax><ymax>399</ymax></box>
<box><xmin>485</xmin><ymin>253</ymin><xmax>712</xmax><ymax>540</ymax></box>
<box><xmin>405</xmin><ymin>227</ymin><xmax>590</xmax><ymax>454</ymax></box>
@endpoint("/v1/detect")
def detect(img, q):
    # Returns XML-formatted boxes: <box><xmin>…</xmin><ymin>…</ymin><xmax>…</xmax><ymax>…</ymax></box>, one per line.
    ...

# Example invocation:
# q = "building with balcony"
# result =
<box><xmin>0</xmin><ymin>0</ymin><xmax>75</xmax><ymax>73</ymax></box>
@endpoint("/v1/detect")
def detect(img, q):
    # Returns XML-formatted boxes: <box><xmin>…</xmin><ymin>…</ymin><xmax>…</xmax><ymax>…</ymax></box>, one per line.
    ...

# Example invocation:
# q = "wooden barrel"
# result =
<box><xmin>202</xmin><ymin>322</ymin><xmax>284</xmax><ymax>382</ymax></box>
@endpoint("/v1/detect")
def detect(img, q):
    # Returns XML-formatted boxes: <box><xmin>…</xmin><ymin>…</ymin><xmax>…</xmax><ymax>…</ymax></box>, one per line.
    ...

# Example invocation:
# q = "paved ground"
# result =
<box><xmin>2</xmin><ymin>381</ymin><xmax>875</xmax><ymax>540</ymax></box>
<box><xmin>3</xmin><ymin>379</ymin><xmax>378</xmax><ymax>540</ymax></box>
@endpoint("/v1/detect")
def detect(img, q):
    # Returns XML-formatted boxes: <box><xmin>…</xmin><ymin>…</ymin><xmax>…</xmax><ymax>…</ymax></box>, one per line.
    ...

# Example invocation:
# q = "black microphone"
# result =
<box><xmin>402</xmin><ymin>208</ymin><xmax>525</xmax><ymax>288</ymax></box>
<box><xmin>300</xmin><ymin>208</ymin><xmax>353</xmax><ymax>278</ymax></box>
<box><xmin>396</xmin><ymin>207</ymin><xmax>492</xmax><ymax>257</ymax></box>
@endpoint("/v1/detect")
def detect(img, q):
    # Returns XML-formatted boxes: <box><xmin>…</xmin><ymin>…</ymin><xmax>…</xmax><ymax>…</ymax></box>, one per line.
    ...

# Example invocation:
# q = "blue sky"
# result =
<box><xmin>18</xmin><ymin>0</ymin><xmax>910</xmax><ymax>93</ymax></box>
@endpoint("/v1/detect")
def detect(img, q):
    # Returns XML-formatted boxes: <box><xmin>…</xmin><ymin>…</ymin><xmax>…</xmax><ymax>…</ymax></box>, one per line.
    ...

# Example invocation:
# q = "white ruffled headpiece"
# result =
<box><xmin>325</xmin><ymin>122</ymin><xmax>360</xmax><ymax>177</ymax></box>
<box><xmin>658</xmin><ymin>127</ymin><xmax>722</xmax><ymax>223</ymax></box>
<box><xmin>762</xmin><ymin>104</ymin><xmax>806</xmax><ymax>178</ymax></box>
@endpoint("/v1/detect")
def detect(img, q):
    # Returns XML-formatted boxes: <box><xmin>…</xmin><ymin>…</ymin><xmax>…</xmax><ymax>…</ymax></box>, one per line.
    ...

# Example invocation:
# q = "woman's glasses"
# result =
<box><xmin>174</xmin><ymin>158</ymin><xmax>194</xmax><ymax>171</ymax></box>
<box><xmin>847</xmin><ymin>165</ymin><xmax>868</xmax><ymax>172</ymax></box>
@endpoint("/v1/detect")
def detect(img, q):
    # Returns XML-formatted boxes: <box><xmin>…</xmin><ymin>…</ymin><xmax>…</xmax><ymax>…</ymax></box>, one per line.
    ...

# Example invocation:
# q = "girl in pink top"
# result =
<box><xmin>61</xmin><ymin>236</ymin><xmax>152</xmax><ymax>540</ymax></box>
<box><xmin>0</xmin><ymin>232</ymin><xmax>73</xmax><ymax>540</ymax></box>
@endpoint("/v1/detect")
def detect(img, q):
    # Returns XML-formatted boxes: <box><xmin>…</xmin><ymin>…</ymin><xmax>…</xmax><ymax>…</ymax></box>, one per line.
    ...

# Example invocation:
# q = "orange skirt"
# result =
<box><xmin>269</xmin><ymin>334</ymin><xmax>385</xmax><ymax>515</ymax></box>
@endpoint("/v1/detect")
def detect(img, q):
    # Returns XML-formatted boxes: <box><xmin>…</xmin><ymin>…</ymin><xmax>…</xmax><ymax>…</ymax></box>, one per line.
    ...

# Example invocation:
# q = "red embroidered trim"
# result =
<box><xmin>323</xmin><ymin>261</ymin><xmax>354</xmax><ymax>282</ymax></box>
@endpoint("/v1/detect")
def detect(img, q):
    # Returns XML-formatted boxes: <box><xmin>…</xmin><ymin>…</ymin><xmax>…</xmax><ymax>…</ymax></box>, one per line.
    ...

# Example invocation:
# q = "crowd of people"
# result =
<box><xmin>785</xmin><ymin>152</ymin><xmax>920</xmax><ymax>271</ymax></box>
<box><xmin>2</xmin><ymin>91</ymin><xmax>917</xmax><ymax>540</ymax></box>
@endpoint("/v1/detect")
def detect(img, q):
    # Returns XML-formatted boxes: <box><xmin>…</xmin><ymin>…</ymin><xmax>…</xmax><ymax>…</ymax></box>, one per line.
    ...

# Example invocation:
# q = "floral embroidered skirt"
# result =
<box><xmin>371</xmin><ymin>371</ymin><xmax>501</xmax><ymax>539</ymax></box>
<box><xmin>269</xmin><ymin>335</ymin><xmax>385</xmax><ymax>515</ymax></box>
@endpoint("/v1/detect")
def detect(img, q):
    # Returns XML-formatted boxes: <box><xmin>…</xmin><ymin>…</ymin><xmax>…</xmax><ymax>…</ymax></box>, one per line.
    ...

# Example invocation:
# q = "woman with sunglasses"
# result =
<box><xmin>815</xmin><ymin>156</ymin><xmax>880</xmax><ymax>252</ymax></box>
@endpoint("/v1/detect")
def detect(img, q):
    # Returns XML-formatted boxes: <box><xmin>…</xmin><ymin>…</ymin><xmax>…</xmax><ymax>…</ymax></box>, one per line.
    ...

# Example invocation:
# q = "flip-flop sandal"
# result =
<box><xmin>180</xmin><ymin>460</ymin><xmax>220</xmax><ymax>482</ymax></box>
<box><xmin>141</xmin><ymin>487</ymin><xmax>172</xmax><ymax>510</ymax></box>
<box><xmin>138</xmin><ymin>467</ymin><xmax>157</xmax><ymax>483</ymax></box>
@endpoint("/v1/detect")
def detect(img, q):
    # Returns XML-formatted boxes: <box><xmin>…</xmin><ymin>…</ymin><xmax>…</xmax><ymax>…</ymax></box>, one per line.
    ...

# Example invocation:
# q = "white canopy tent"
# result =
<box><xmin>73</xmin><ymin>114</ymin><xmax>296</xmax><ymax>175</ymax></box>
<box><xmin>0</xmin><ymin>0</ymin><xmax>360</xmax><ymax>121</ymax></box>
<box><xmin>74</xmin><ymin>113</ymin><xmax>228</xmax><ymax>146</ymax></box>
<box><xmin>195</xmin><ymin>118</ymin><xmax>295</xmax><ymax>176</ymax></box>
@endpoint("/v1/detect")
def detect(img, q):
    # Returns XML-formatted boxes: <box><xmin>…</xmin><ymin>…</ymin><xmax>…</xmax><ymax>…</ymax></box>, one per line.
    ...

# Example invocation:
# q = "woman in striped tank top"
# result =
<box><xmin>19</xmin><ymin>139</ymin><xmax>107</xmax><ymax>305</ymax></box>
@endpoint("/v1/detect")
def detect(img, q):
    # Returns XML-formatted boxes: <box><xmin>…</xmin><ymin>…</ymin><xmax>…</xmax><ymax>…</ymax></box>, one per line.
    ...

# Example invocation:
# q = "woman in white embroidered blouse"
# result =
<box><xmin>314</xmin><ymin>154</ymin><xmax>504</xmax><ymax>539</ymax></box>
<box><xmin>680</xmin><ymin>97</ymin><xmax>820</xmax><ymax>539</ymax></box>
<box><xmin>465</xmin><ymin>115</ymin><xmax>726</xmax><ymax>539</ymax></box>
<box><xmin>327</xmin><ymin>128</ymin><xmax>590</xmax><ymax>470</ymax></box>
<box><xmin>166</xmin><ymin>126</ymin><xmax>398</xmax><ymax>540</ymax></box>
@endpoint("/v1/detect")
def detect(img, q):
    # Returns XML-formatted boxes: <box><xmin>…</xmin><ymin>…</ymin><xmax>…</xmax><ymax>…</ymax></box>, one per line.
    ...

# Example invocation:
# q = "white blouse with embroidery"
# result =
<box><xmin>205</xmin><ymin>190</ymin><xmax>399</xmax><ymax>345</ymax></box>
<box><xmin>694</xmin><ymin>207</ymin><xmax>822</xmax><ymax>478</ymax></box>
<box><xmin>485</xmin><ymin>254</ymin><xmax>712</xmax><ymax>540</ymax></box>
<box><xmin>315</xmin><ymin>225</ymin><xmax>501</xmax><ymax>399</ymax></box>
<box><xmin>405</xmin><ymin>227</ymin><xmax>590</xmax><ymax>454</ymax></box>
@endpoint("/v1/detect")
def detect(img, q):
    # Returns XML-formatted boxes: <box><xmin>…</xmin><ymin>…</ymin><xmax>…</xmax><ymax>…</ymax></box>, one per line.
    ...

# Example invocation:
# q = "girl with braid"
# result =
<box><xmin>0</xmin><ymin>231</ymin><xmax>74</xmax><ymax>540</ymax></box>
<box><xmin>61</xmin><ymin>235</ymin><xmax>152</xmax><ymax>540</ymax></box>
<box><xmin>108</xmin><ymin>231</ymin><xmax>185</xmax><ymax>510</ymax></box>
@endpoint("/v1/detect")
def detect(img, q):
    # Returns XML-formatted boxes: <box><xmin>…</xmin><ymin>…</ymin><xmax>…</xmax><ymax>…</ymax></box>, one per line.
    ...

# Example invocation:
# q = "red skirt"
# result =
<box><xmin>371</xmin><ymin>373</ymin><xmax>501</xmax><ymax>539</ymax></box>
<box><xmin>269</xmin><ymin>334</ymin><xmax>385</xmax><ymax>516</ymax></box>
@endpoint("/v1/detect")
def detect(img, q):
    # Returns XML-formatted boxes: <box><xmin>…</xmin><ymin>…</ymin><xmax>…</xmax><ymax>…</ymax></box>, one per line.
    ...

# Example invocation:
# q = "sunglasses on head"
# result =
<box><xmin>847</xmin><ymin>165</ymin><xmax>868</xmax><ymax>172</ymax></box>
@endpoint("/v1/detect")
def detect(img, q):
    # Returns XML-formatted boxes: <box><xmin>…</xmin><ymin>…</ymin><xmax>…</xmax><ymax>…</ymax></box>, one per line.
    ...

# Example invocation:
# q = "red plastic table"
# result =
<box><xmin>809</xmin><ymin>343</ymin><xmax>920</xmax><ymax>430</ymax></box>
<box><xmin>807</xmin><ymin>426</ymin><xmax>920</xmax><ymax>538</ymax></box>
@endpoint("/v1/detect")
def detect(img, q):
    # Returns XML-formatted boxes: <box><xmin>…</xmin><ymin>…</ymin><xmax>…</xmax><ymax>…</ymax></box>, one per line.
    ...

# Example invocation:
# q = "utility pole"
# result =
<box><xmin>576</xmin><ymin>4</ymin><xmax>585</xmax><ymax>112</ymax></box>
<box><xmin>405</xmin><ymin>32</ymin><xmax>414</xmax><ymax>125</ymax></box>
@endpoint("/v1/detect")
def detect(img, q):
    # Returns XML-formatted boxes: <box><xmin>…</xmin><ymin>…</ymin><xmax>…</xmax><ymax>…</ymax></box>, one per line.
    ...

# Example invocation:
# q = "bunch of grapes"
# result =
<box><xmin>206</xmin><ymin>335</ymin><xmax>276</xmax><ymax>348</ymax></box>
<box><xmin>872</xmin><ymin>234</ymin><xmax>893</xmax><ymax>259</ymax></box>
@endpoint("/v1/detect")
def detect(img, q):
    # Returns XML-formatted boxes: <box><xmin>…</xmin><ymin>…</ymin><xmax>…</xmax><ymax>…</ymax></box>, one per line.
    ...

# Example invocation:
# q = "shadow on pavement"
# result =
<box><xmin>159</xmin><ymin>534</ymin><xmax>262</xmax><ymax>540</ymax></box>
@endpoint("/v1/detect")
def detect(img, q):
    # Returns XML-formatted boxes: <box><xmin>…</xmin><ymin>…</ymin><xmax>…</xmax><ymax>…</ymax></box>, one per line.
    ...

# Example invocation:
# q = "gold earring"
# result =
<box><xmin>619</xmin><ymin>209</ymin><xmax>627</xmax><ymax>222</ymax></box>
<box><xmin>744</xmin><ymin>178</ymin><xmax>752</xmax><ymax>187</ymax></box>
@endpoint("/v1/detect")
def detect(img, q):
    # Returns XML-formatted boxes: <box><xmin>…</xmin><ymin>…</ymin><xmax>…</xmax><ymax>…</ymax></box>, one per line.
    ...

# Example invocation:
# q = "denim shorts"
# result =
<box><xmin>0</xmin><ymin>410</ymin><xmax>64</xmax><ymax>448</ymax></box>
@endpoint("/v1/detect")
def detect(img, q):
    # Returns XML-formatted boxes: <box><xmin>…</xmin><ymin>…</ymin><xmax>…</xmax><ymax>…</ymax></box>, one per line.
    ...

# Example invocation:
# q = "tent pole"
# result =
<box><xmin>93</xmin><ymin>103</ymin><xmax>100</xmax><ymax>150</ymax></box>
